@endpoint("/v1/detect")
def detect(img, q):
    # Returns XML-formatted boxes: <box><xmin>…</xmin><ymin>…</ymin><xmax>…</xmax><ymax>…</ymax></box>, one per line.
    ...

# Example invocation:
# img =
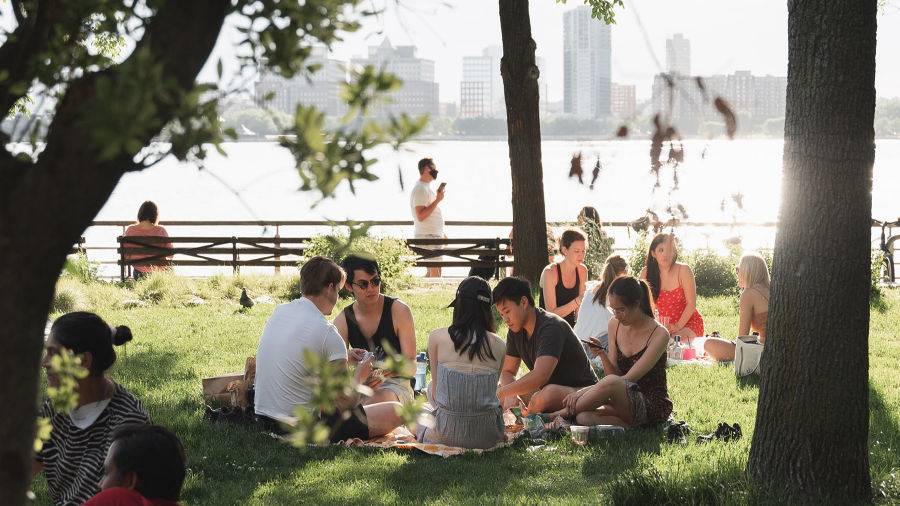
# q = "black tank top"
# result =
<box><xmin>539</xmin><ymin>263</ymin><xmax>579</xmax><ymax>327</ymax></box>
<box><xmin>342</xmin><ymin>295</ymin><xmax>401</xmax><ymax>360</ymax></box>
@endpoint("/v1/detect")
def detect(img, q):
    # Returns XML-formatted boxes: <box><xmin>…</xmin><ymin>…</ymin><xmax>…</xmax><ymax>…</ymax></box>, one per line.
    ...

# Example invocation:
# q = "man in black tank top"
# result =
<box><xmin>333</xmin><ymin>255</ymin><xmax>417</xmax><ymax>405</ymax></box>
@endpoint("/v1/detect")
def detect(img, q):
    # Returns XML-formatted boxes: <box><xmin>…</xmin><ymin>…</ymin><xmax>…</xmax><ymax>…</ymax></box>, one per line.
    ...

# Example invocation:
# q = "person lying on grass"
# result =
<box><xmin>254</xmin><ymin>256</ymin><xmax>402</xmax><ymax>442</ymax></box>
<box><xmin>493</xmin><ymin>277</ymin><xmax>598</xmax><ymax>415</ymax></box>
<box><xmin>334</xmin><ymin>254</ymin><xmax>417</xmax><ymax>405</ymax></box>
<box><xmin>550</xmin><ymin>276</ymin><xmax>673</xmax><ymax>428</ymax></box>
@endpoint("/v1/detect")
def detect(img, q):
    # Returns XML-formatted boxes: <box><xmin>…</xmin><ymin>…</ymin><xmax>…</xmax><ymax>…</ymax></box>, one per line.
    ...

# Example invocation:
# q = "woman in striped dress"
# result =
<box><xmin>32</xmin><ymin>312</ymin><xmax>151</xmax><ymax>506</ymax></box>
<box><xmin>417</xmin><ymin>277</ymin><xmax>506</xmax><ymax>449</ymax></box>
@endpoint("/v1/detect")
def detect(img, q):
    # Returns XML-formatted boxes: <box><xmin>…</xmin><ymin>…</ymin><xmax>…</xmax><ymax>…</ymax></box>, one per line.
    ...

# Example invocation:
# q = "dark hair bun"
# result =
<box><xmin>113</xmin><ymin>325</ymin><xmax>133</xmax><ymax>346</ymax></box>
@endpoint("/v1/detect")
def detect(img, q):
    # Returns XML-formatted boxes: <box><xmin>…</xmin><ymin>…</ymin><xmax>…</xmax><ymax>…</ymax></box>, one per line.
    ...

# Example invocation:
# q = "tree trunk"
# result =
<box><xmin>499</xmin><ymin>0</ymin><xmax>548</xmax><ymax>284</ymax></box>
<box><xmin>0</xmin><ymin>3</ymin><xmax>229</xmax><ymax>503</ymax></box>
<box><xmin>746</xmin><ymin>0</ymin><xmax>875</xmax><ymax>503</ymax></box>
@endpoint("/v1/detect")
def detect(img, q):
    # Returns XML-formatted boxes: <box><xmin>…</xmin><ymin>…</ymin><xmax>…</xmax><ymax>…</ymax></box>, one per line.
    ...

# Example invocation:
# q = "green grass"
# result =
<box><xmin>33</xmin><ymin>275</ymin><xmax>900</xmax><ymax>505</ymax></box>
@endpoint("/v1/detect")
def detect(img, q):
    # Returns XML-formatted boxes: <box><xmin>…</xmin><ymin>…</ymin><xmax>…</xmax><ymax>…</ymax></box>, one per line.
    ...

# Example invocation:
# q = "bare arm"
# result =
<box><xmin>496</xmin><ymin>355</ymin><xmax>558</xmax><ymax>399</ymax></box>
<box><xmin>673</xmin><ymin>264</ymin><xmax>698</xmax><ymax>333</ymax></box>
<box><xmin>414</xmin><ymin>188</ymin><xmax>445</xmax><ymax>222</ymax></box>
<box><xmin>331</xmin><ymin>357</ymin><xmax>370</xmax><ymax>410</ymax></box>
<box><xmin>602</xmin><ymin>319</ymin><xmax>623</xmax><ymax>376</ymax></box>
<box><xmin>738</xmin><ymin>290</ymin><xmax>754</xmax><ymax>337</ymax></box>
<box><xmin>392</xmin><ymin>301</ymin><xmax>417</xmax><ymax>361</ymax></box>
<box><xmin>498</xmin><ymin>354</ymin><xmax>521</xmax><ymax>389</ymax></box>
<box><xmin>622</xmin><ymin>325</ymin><xmax>670</xmax><ymax>383</ymax></box>
<box><xmin>333</xmin><ymin>311</ymin><xmax>351</xmax><ymax>348</ymax></box>
<box><xmin>574</xmin><ymin>264</ymin><xmax>587</xmax><ymax>318</ymax></box>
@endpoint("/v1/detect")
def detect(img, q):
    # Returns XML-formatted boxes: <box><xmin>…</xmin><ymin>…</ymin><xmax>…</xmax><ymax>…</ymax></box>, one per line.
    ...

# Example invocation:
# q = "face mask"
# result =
<box><xmin>429</xmin><ymin>168</ymin><xmax>438</xmax><ymax>179</ymax></box>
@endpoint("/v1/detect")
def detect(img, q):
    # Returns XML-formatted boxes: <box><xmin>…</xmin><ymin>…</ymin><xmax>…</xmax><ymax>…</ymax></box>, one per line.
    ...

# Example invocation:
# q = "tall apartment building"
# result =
<box><xmin>666</xmin><ymin>34</ymin><xmax>691</xmax><ymax>77</ymax></box>
<box><xmin>563</xmin><ymin>6</ymin><xmax>612</xmax><ymax>119</ymax></box>
<box><xmin>753</xmin><ymin>75</ymin><xmax>787</xmax><ymax>118</ymax></box>
<box><xmin>611</xmin><ymin>83</ymin><xmax>636</xmax><ymax>118</ymax></box>
<box><xmin>351</xmin><ymin>39</ymin><xmax>439</xmax><ymax>117</ymax></box>
<box><xmin>255</xmin><ymin>47</ymin><xmax>348</xmax><ymax>116</ymax></box>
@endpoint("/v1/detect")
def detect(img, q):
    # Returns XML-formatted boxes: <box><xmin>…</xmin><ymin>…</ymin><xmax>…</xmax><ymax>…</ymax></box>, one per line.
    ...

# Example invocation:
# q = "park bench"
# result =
<box><xmin>117</xmin><ymin>235</ymin><xmax>514</xmax><ymax>281</ymax></box>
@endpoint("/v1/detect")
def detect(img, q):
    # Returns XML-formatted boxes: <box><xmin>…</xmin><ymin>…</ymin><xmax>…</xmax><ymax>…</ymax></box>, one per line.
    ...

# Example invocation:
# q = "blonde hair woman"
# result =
<box><xmin>704</xmin><ymin>252</ymin><xmax>771</xmax><ymax>361</ymax></box>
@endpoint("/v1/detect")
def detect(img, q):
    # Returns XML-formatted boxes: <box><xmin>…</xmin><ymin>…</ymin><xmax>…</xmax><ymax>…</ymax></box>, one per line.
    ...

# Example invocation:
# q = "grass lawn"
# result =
<box><xmin>33</xmin><ymin>276</ymin><xmax>900</xmax><ymax>504</ymax></box>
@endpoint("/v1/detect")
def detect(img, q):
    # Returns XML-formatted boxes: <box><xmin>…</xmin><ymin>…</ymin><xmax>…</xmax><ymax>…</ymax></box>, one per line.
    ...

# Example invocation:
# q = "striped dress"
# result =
<box><xmin>418</xmin><ymin>365</ymin><xmax>504</xmax><ymax>449</ymax></box>
<box><xmin>36</xmin><ymin>383</ymin><xmax>151</xmax><ymax>506</ymax></box>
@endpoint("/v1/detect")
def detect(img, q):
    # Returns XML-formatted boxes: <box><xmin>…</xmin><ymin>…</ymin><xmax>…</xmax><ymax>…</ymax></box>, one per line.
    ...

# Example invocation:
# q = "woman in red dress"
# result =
<box><xmin>640</xmin><ymin>233</ymin><xmax>704</xmax><ymax>339</ymax></box>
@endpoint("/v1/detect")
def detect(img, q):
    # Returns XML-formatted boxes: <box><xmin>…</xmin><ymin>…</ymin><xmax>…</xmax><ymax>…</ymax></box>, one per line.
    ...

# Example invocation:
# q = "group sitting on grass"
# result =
<box><xmin>32</xmin><ymin>231</ymin><xmax>771</xmax><ymax>504</ymax></box>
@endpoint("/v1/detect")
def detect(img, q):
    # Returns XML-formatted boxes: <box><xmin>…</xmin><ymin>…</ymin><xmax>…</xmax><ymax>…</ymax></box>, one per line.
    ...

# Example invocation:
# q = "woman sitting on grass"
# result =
<box><xmin>418</xmin><ymin>276</ymin><xmax>507</xmax><ymax>449</ymax></box>
<box><xmin>704</xmin><ymin>252</ymin><xmax>771</xmax><ymax>361</ymax></box>
<box><xmin>551</xmin><ymin>276</ymin><xmax>672</xmax><ymax>428</ymax></box>
<box><xmin>33</xmin><ymin>312</ymin><xmax>151</xmax><ymax>506</ymax></box>
<box><xmin>641</xmin><ymin>233</ymin><xmax>704</xmax><ymax>339</ymax></box>
<box><xmin>574</xmin><ymin>254</ymin><xmax>629</xmax><ymax>352</ymax></box>
<box><xmin>539</xmin><ymin>229</ymin><xmax>588</xmax><ymax>327</ymax></box>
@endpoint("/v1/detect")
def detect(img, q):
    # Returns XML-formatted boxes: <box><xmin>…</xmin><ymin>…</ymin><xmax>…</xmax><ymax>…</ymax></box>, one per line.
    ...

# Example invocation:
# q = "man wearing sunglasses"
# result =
<box><xmin>334</xmin><ymin>255</ymin><xmax>417</xmax><ymax>405</ymax></box>
<box><xmin>410</xmin><ymin>157</ymin><xmax>446</xmax><ymax>278</ymax></box>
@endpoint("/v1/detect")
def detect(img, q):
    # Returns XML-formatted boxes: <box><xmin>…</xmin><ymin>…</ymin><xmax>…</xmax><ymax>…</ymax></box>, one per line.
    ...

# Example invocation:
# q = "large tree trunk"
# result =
<box><xmin>746</xmin><ymin>0</ymin><xmax>875</xmax><ymax>502</ymax></box>
<box><xmin>0</xmin><ymin>3</ymin><xmax>229</xmax><ymax>503</ymax></box>
<box><xmin>499</xmin><ymin>0</ymin><xmax>548</xmax><ymax>284</ymax></box>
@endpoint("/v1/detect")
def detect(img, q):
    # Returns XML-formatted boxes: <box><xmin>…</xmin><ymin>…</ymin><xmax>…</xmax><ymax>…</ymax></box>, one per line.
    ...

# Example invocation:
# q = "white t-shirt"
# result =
<box><xmin>573</xmin><ymin>281</ymin><xmax>613</xmax><ymax>348</ymax></box>
<box><xmin>254</xmin><ymin>297</ymin><xmax>348</xmax><ymax>421</ymax></box>
<box><xmin>410</xmin><ymin>180</ymin><xmax>444</xmax><ymax>236</ymax></box>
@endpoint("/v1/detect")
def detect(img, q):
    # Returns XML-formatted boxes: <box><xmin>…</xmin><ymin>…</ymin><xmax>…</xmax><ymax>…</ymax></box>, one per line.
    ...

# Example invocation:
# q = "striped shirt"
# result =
<box><xmin>36</xmin><ymin>383</ymin><xmax>151</xmax><ymax>506</ymax></box>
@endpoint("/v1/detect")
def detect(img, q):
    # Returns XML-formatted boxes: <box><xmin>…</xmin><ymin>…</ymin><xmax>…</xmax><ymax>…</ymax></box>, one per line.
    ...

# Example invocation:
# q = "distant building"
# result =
<box><xmin>563</xmin><ymin>6</ymin><xmax>611</xmax><ymax>119</ymax></box>
<box><xmin>351</xmin><ymin>39</ymin><xmax>439</xmax><ymax>117</ymax></box>
<box><xmin>666</xmin><ymin>34</ymin><xmax>691</xmax><ymax>77</ymax></box>
<box><xmin>611</xmin><ymin>83</ymin><xmax>636</xmax><ymax>118</ymax></box>
<box><xmin>254</xmin><ymin>47</ymin><xmax>348</xmax><ymax>117</ymax></box>
<box><xmin>651</xmin><ymin>70</ymin><xmax>785</xmax><ymax>123</ymax></box>
<box><xmin>460</xmin><ymin>81</ymin><xmax>486</xmax><ymax>118</ymax></box>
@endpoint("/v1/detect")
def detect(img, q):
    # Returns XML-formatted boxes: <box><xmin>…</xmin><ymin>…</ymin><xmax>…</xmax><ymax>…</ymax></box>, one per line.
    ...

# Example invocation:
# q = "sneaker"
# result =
<box><xmin>730</xmin><ymin>422</ymin><xmax>743</xmax><ymax>441</ymax></box>
<box><xmin>696</xmin><ymin>422</ymin><xmax>732</xmax><ymax>444</ymax></box>
<box><xmin>666</xmin><ymin>420</ymin><xmax>691</xmax><ymax>444</ymax></box>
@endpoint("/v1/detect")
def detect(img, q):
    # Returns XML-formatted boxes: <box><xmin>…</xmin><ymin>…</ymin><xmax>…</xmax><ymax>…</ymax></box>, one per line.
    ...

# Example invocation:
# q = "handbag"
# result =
<box><xmin>734</xmin><ymin>336</ymin><xmax>763</xmax><ymax>377</ymax></box>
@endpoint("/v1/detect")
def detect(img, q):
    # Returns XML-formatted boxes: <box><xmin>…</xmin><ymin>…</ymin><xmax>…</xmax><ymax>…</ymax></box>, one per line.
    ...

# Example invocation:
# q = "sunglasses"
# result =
<box><xmin>352</xmin><ymin>277</ymin><xmax>381</xmax><ymax>290</ymax></box>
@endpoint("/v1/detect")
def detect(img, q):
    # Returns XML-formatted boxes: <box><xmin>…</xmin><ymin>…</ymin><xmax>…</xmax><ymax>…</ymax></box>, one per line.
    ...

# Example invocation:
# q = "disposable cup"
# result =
<box><xmin>571</xmin><ymin>425</ymin><xmax>590</xmax><ymax>445</ymax></box>
<box><xmin>682</xmin><ymin>348</ymin><xmax>697</xmax><ymax>360</ymax></box>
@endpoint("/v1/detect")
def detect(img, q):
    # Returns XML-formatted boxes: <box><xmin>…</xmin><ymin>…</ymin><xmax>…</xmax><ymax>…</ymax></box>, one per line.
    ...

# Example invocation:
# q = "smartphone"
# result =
<box><xmin>437</xmin><ymin>182</ymin><xmax>447</xmax><ymax>192</ymax></box>
<box><xmin>580</xmin><ymin>338</ymin><xmax>602</xmax><ymax>349</ymax></box>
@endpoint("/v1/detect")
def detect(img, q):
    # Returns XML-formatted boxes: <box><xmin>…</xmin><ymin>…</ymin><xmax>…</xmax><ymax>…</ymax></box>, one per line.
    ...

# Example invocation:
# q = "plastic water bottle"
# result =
<box><xmin>654</xmin><ymin>308</ymin><xmax>660</xmax><ymax>321</ymax></box>
<box><xmin>414</xmin><ymin>352</ymin><xmax>428</xmax><ymax>390</ymax></box>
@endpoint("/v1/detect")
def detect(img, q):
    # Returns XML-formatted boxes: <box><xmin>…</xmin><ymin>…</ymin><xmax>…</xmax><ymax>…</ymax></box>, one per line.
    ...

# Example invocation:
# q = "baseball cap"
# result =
<box><xmin>447</xmin><ymin>276</ymin><xmax>492</xmax><ymax>307</ymax></box>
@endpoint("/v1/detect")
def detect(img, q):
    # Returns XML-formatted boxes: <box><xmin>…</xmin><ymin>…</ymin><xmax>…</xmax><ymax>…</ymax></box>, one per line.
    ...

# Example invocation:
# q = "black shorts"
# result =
<box><xmin>323</xmin><ymin>404</ymin><xmax>370</xmax><ymax>443</ymax></box>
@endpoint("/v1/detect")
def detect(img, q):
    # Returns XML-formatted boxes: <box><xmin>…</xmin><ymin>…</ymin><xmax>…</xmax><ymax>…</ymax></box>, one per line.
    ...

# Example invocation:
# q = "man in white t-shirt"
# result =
<box><xmin>410</xmin><ymin>157</ymin><xmax>446</xmax><ymax>277</ymax></box>
<box><xmin>254</xmin><ymin>256</ymin><xmax>403</xmax><ymax>442</ymax></box>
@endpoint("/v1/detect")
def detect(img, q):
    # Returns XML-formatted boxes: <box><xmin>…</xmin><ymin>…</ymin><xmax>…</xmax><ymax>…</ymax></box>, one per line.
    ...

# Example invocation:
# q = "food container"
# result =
<box><xmin>570</xmin><ymin>425</ymin><xmax>590</xmax><ymax>445</ymax></box>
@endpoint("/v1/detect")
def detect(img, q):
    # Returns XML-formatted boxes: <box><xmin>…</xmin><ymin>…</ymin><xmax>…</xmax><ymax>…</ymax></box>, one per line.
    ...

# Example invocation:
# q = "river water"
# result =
<box><xmin>86</xmin><ymin>138</ymin><xmax>900</xmax><ymax>277</ymax></box>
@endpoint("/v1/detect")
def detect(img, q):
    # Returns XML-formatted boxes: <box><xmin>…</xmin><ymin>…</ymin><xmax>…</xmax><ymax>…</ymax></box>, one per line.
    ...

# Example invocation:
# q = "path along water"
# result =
<box><xmin>85</xmin><ymin>138</ymin><xmax>899</xmax><ymax>277</ymax></box>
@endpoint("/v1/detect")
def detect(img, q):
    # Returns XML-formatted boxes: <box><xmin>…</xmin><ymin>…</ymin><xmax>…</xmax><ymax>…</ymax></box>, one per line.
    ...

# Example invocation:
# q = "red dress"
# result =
<box><xmin>656</xmin><ymin>285</ymin><xmax>704</xmax><ymax>337</ymax></box>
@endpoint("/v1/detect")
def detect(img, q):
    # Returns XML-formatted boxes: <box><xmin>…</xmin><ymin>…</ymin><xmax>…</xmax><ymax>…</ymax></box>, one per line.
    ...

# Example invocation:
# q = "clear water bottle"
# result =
<box><xmin>414</xmin><ymin>351</ymin><xmax>428</xmax><ymax>390</ymax></box>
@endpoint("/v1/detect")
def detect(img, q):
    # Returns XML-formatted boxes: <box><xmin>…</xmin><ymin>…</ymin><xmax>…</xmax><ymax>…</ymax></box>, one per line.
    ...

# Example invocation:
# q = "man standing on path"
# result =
<box><xmin>254</xmin><ymin>256</ymin><xmax>403</xmax><ymax>441</ymax></box>
<box><xmin>334</xmin><ymin>255</ymin><xmax>417</xmax><ymax>405</ymax></box>
<box><xmin>493</xmin><ymin>277</ymin><xmax>598</xmax><ymax>414</ymax></box>
<box><xmin>410</xmin><ymin>157</ymin><xmax>446</xmax><ymax>278</ymax></box>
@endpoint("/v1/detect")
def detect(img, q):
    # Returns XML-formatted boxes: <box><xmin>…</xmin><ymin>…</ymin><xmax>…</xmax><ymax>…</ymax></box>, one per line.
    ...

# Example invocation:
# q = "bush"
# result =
<box><xmin>684</xmin><ymin>249</ymin><xmax>739</xmax><ymax>297</ymax></box>
<box><xmin>302</xmin><ymin>231</ymin><xmax>417</xmax><ymax>295</ymax></box>
<box><xmin>628</xmin><ymin>231</ymin><xmax>649</xmax><ymax>277</ymax></box>
<box><xmin>52</xmin><ymin>278</ymin><xmax>87</xmax><ymax>313</ymax></box>
<box><xmin>582</xmin><ymin>220</ymin><xmax>614</xmax><ymax>279</ymax></box>
<box><xmin>61</xmin><ymin>253</ymin><xmax>100</xmax><ymax>283</ymax></box>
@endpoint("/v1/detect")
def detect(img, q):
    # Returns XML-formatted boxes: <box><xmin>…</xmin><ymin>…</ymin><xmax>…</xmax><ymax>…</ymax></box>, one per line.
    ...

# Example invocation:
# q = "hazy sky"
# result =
<box><xmin>275</xmin><ymin>0</ymin><xmax>900</xmax><ymax>104</ymax></box>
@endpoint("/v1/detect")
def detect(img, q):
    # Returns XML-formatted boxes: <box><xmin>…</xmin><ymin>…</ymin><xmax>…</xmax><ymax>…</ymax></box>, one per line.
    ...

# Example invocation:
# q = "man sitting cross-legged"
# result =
<box><xmin>334</xmin><ymin>255</ymin><xmax>416</xmax><ymax>405</ymax></box>
<box><xmin>254</xmin><ymin>256</ymin><xmax>402</xmax><ymax>442</ymax></box>
<box><xmin>493</xmin><ymin>277</ymin><xmax>598</xmax><ymax>414</ymax></box>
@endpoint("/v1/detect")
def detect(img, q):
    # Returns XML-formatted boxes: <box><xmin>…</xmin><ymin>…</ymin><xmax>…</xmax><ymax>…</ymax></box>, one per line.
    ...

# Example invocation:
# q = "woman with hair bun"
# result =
<box><xmin>551</xmin><ymin>276</ymin><xmax>672</xmax><ymax>428</ymax></box>
<box><xmin>32</xmin><ymin>312</ymin><xmax>151</xmax><ymax>506</ymax></box>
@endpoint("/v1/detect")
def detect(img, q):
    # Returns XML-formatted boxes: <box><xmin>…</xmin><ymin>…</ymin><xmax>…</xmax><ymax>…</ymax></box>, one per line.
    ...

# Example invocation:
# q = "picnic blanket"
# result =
<box><xmin>335</xmin><ymin>424</ymin><xmax>527</xmax><ymax>457</ymax></box>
